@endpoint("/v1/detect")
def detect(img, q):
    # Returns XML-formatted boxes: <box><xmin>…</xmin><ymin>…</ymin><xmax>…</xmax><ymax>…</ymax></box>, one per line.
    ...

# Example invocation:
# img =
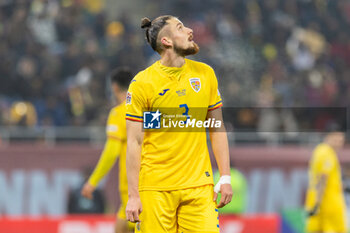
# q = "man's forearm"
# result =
<box><xmin>210</xmin><ymin>131</ymin><xmax>230</xmax><ymax>175</ymax></box>
<box><xmin>207</xmin><ymin>108</ymin><xmax>231</xmax><ymax>175</ymax></box>
<box><xmin>209</xmin><ymin>117</ymin><xmax>233</xmax><ymax>207</ymax></box>
<box><xmin>126</xmin><ymin>140</ymin><xmax>141</xmax><ymax>197</ymax></box>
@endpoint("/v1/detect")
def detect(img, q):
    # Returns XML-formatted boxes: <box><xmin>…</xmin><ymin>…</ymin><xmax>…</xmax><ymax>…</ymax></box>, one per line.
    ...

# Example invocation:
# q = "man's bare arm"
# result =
<box><xmin>207</xmin><ymin>108</ymin><xmax>233</xmax><ymax>208</ymax></box>
<box><xmin>125</xmin><ymin>120</ymin><xmax>143</xmax><ymax>222</ymax></box>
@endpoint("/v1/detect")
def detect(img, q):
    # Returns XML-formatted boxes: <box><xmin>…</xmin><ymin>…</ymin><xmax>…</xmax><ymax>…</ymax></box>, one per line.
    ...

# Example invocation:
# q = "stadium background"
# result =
<box><xmin>0</xmin><ymin>0</ymin><xmax>350</xmax><ymax>232</ymax></box>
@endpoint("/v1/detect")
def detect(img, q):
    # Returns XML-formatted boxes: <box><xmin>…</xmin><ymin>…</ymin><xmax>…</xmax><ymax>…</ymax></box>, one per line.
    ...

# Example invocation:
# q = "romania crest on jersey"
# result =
<box><xmin>189</xmin><ymin>78</ymin><xmax>201</xmax><ymax>92</ymax></box>
<box><xmin>126</xmin><ymin>92</ymin><xmax>132</xmax><ymax>104</ymax></box>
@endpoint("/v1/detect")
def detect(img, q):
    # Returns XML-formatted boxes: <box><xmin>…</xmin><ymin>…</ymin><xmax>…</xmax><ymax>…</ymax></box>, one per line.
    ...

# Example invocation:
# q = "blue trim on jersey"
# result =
<box><xmin>209</xmin><ymin>101</ymin><xmax>222</xmax><ymax>108</ymax></box>
<box><xmin>217</xmin><ymin>224</ymin><xmax>220</xmax><ymax>228</ymax></box>
<box><xmin>126</xmin><ymin>114</ymin><xmax>143</xmax><ymax>119</ymax></box>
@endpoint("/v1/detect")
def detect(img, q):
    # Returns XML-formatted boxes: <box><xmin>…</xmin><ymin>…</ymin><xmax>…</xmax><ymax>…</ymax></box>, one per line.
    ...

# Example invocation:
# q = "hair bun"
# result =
<box><xmin>141</xmin><ymin>17</ymin><xmax>152</xmax><ymax>29</ymax></box>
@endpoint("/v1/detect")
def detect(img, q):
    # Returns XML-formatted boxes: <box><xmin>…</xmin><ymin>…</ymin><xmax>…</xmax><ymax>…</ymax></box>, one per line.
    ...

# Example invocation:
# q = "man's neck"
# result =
<box><xmin>160</xmin><ymin>51</ymin><xmax>185</xmax><ymax>67</ymax></box>
<box><xmin>116</xmin><ymin>92</ymin><xmax>127</xmax><ymax>104</ymax></box>
<box><xmin>323</xmin><ymin>140</ymin><xmax>337</xmax><ymax>151</ymax></box>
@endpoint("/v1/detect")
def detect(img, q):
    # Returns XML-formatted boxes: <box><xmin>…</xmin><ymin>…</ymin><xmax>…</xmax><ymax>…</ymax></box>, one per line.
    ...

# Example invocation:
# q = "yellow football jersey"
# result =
<box><xmin>107</xmin><ymin>102</ymin><xmax>128</xmax><ymax>193</ymax></box>
<box><xmin>125</xmin><ymin>59</ymin><xmax>222</xmax><ymax>191</ymax></box>
<box><xmin>305</xmin><ymin>143</ymin><xmax>347</xmax><ymax>221</ymax></box>
<box><xmin>89</xmin><ymin>102</ymin><xmax>128</xmax><ymax>193</ymax></box>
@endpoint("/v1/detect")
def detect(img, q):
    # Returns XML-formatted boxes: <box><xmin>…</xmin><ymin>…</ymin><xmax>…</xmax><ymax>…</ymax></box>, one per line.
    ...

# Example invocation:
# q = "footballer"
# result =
<box><xmin>125</xmin><ymin>15</ymin><xmax>233</xmax><ymax>232</ymax></box>
<box><xmin>81</xmin><ymin>68</ymin><xmax>134</xmax><ymax>233</ymax></box>
<box><xmin>305</xmin><ymin>125</ymin><xmax>347</xmax><ymax>233</ymax></box>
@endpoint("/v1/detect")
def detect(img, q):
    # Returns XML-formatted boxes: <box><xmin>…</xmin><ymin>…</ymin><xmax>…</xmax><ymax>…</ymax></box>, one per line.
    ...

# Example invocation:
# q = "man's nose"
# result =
<box><xmin>187</xmin><ymin>27</ymin><xmax>193</xmax><ymax>34</ymax></box>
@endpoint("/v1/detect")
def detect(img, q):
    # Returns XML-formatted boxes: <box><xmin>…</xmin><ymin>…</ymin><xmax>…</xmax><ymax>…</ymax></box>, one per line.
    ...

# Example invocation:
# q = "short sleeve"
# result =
<box><xmin>125</xmin><ymin>76</ymin><xmax>147</xmax><ymax>122</ymax></box>
<box><xmin>207</xmin><ymin>67</ymin><xmax>223</xmax><ymax>111</ymax></box>
<box><xmin>106</xmin><ymin>108</ymin><xmax>126</xmax><ymax>141</ymax></box>
<box><xmin>313</xmin><ymin>147</ymin><xmax>335</xmax><ymax>175</ymax></box>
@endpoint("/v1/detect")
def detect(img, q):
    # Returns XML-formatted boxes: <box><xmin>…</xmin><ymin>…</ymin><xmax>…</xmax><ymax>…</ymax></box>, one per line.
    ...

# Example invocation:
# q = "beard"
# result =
<box><xmin>173</xmin><ymin>41</ymin><xmax>200</xmax><ymax>56</ymax></box>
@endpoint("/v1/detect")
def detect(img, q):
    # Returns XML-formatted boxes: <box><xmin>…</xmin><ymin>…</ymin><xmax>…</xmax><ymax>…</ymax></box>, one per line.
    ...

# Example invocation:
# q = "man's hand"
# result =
<box><xmin>214</xmin><ymin>183</ymin><xmax>233</xmax><ymax>208</ymax></box>
<box><xmin>126</xmin><ymin>196</ymin><xmax>143</xmax><ymax>223</ymax></box>
<box><xmin>81</xmin><ymin>182</ymin><xmax>95</xmax><ymax>200</ymax></box>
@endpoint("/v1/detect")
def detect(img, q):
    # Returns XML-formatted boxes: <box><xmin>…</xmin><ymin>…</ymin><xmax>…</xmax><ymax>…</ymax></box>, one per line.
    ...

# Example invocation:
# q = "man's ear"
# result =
<box><xmin>160</xmin><ymin>36</ymin><xmax>172</xmax><ymax>48</ymax></box>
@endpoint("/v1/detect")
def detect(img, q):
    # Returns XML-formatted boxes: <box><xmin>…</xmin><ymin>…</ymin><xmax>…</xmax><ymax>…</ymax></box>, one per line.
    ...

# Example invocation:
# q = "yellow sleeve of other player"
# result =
<box><xmin>106</xmin><ymin>105</ymin><xmax>127</xmax><ymax>140</ymax></box>
<box><xmin>88</xmin><ymin>105</ymin><xmax>126</xmax><ymax>187</ymax></box>
<box><xmin>207</xmin><ymin>66</ymin><xmax>223</xmax><ymax>111</ymax></box>
<box><xmin>308</xmin><ymin>144</ymin><xmax>335</xmax><ymax>193</ymax></box>
<box><xmin>305</xmin><ymin>143</ymin><xmax>335</xmax><ymax>209</ymax></box>
<box><xmin>312</xmin><ymin>144</ymin><xmax>335</xmax><ymax>176</ymax></box>
<box><xmin>88</xmin><ymin>138</ymin><xmax>122</xmax><ymax>187</ymax></box>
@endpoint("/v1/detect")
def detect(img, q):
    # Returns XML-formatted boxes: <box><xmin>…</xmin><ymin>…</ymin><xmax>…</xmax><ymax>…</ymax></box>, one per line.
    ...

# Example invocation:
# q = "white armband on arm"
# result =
<box><xmin>214</xmin><ymin>175</ymin><xmax>231</xmax><ymax>193</ymax></box>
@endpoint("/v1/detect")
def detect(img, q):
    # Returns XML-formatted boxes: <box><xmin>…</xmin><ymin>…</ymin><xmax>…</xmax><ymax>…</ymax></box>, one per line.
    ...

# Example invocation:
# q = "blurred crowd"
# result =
<box><xmin>0</xmin><ymin>0</ymin><xmax>349</xmax><ymax>131</ymax></box>
<box><xmin>0</xmin><ymin>0</ymin><xmax>147</xmax><ymax>127</ymax></box>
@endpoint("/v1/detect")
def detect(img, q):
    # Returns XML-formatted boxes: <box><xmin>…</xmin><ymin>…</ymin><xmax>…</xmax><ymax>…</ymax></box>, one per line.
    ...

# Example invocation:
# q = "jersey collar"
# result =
<box><xmin>155</xmin><ymin>59</ymin><xmax>188</xmax><ymax>80</ymax></box>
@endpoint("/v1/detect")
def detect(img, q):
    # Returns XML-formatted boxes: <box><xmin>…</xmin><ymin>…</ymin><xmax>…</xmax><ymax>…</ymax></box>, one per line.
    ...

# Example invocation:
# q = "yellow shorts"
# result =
<box><xmin>135</xmin><ymin>184</ymin><xmax>219</xmax><ymax>233</ymax></box>
<box><xmin>117</xmin><ymin>191</ymin><xmax>135</xmax><ymax>230</ymax></box>
<box><xmin>306</xmin><ymin>211</ymin><xmax>347</xmax><ymax>233</ymax></box>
